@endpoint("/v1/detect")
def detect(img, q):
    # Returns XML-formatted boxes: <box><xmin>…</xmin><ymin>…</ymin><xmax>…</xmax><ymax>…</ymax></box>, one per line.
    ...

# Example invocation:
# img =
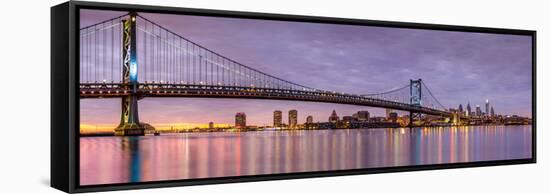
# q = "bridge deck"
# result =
<box><xmin>80</xmin><ymin>83</ymin><xmax>451</xmax><ymax>116</ymax></box>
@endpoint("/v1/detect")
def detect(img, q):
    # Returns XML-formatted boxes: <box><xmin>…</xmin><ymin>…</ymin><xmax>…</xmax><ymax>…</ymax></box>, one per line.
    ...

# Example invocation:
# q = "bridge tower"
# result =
<box><xmin>409</xmin><ymin>79</ymin><xmax>422</xmax><ymax>127</ymax></box>
<box><xmin>115</xmin><ymin>12</ymin><xmax>145</xmax><ymax>136</ymax></box>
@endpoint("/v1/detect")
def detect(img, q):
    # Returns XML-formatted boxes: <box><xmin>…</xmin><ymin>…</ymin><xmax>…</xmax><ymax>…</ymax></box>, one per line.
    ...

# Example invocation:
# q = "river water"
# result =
<box><xmin>79</xmin><ymin>125</ymin><xmax>532</xmax><ymax>185</ymax></box>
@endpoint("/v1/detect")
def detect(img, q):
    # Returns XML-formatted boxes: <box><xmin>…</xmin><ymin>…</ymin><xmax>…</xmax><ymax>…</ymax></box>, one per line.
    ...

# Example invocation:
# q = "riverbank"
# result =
<box><xmin>79</xmin><ymin>124</ymin><xmax>532</xmax><ymax>137</ymax></box>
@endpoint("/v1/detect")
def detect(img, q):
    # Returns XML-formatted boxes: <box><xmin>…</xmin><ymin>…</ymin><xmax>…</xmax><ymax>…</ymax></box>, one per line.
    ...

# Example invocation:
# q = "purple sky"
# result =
<box><xmin>80</xmin><ymin>9</ymin><xmax>532</xmax><ymax>127</ymax></box>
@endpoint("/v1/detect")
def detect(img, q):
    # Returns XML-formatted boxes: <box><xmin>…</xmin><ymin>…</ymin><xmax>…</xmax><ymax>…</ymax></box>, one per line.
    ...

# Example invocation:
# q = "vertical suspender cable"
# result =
<box><xmin>111</xmin><ymin>20</ymin><xmax>114</xmax><ymax>82</ymax></box>
<box><xmin>94</xmin><ymin>25</ymin><xmax>97</xmax><ymax>82</ymax></box>
<box><xmin>103</xmin><ymin>23</ymin><xmax>106</xmax><ymax>82</ymax></box>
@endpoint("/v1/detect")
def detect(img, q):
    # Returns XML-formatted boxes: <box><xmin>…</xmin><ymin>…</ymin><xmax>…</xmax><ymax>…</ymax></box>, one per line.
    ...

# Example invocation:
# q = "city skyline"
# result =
<box><xmin>80</xmin><ymin>97</ymin><xmax>519</xmax><ymax>132</ymax></box>
<box><xmin>80</xmin><ymin>9</ymin><xmax>533</xmax><ymax>132</ymax></box>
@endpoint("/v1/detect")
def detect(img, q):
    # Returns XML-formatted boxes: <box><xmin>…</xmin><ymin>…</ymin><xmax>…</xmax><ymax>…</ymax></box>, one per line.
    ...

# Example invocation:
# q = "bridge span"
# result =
<box><xmin>80</xmin><ymin>83</ymin><xmax>450</xmax><ymax>117</ymax></box>
<box><xmin>79</xmin><ymin>12</ymin><xmax>451</xmax><ymax>135</ymax></box>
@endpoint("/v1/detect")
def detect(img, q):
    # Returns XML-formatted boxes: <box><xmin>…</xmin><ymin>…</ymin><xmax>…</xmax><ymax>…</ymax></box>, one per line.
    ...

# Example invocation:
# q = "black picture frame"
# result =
<box><xmin>51</xmin><ymin>1</ymin><xmax>537</xmax><ymax>193</ymax></box>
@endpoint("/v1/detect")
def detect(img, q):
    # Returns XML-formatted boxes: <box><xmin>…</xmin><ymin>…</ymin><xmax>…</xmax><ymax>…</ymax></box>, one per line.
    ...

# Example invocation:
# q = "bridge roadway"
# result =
<box><xmin>80</xmin><ymin>83</ymin><xmax>451</xmax><ymax>117</ymax></box>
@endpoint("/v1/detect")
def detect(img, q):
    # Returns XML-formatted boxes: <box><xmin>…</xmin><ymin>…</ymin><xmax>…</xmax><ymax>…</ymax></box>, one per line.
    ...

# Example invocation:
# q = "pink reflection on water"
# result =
<box><xmin>80</xmin><ymin>125</ymin><xmax>532</xmax><ymax>185</ymax></box>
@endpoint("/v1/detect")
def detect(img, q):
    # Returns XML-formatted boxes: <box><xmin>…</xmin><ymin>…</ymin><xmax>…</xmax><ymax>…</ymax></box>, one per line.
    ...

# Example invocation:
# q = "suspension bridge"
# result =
<box><xmin>79</xmin><ymin>12</ymin><xmax>452</xmax><ymax>136</ymax></box>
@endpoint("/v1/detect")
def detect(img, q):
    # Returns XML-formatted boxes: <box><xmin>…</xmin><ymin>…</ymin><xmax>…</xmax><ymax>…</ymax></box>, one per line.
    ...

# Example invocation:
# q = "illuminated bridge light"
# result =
<box><xmin>130</xmin><ymin>62</ymin><xmax>138</xmax><ymax>82</ymax></box>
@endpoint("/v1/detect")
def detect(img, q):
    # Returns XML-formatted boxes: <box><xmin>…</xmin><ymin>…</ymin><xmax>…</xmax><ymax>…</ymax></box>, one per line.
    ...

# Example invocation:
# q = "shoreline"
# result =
<box><xmin>79</xmin><ymin>124</ymin><xmax>532</xmax><ymax>137</ymax></box>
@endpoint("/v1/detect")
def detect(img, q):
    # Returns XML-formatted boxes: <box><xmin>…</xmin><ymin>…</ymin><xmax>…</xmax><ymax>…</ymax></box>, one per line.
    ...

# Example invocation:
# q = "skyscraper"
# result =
<box><xmin>235</xmin><ymin>112</ymin><xmax>246</xmax><ymax>129</ymax></box>
<box><xmin>306</xmin><ymin>115</ymin><xmax>314</xmax><ymax>130</ymax></box>
<box><xmin>329</xmin><ymin>109</ymin><xmax>339</xmax><ymax>123</ymax></box>
<box><xmin>273</xmin><ymin>110</ymin><xmax>282</xmax><ymax>127</ymax></box>
<box><xmin>475</xmin><ymin>105</ymin><xmax>482</xmax><ymax>117</ymax></box>
<box><xmin>466</xmin><ymin>102</ymin><xmax>471</xmax><ymax>117</ymax></box>
<box><xmin>485</xmin><ymin>99</ymin><xmax>490</xmax><ymax>116</ymax></box>
<box><xmin>289</xmin><ymin>109</ymin><xmax>298</xmax><ymax>129</ymax></box>
<box><xmin>458</xmin><ymin>104</ymin><xmax>463</xmax><ymax>113</ymax></box>
<box><xmin>209</xmin><ymin>122</ymin><xmax>214</xmax><ymax>129</ymax></box>
<box><xmin>490</xmin><ymin>106</ymin><xmax>495</xmax><ymax>117</ymax></box>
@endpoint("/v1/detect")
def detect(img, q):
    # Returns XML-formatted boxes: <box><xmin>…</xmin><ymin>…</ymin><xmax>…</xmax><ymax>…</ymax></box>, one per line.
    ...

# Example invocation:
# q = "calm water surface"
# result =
<box><xmin>80</xmin><ymin>125</ymin><xmax>532</xmax><ymax>185</ymax></box>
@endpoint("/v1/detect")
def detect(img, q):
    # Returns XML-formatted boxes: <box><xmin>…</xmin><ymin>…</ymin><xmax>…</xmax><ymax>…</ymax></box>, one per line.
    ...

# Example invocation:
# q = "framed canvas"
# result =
<box><xmin>51</xmin><ymin>1</ymin><xmax>536</xmax><ymax>193</ymax></box>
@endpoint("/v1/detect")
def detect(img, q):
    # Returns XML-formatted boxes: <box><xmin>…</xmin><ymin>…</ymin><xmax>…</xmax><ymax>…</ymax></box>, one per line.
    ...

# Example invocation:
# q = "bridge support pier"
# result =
<box><xmin>115</xmin><ymin>94</ymin><xmax>144</xmax><ymax>136</ymax></box>
<box><xmin>115</xmin><ymin>12</ymin><xmax>144</xmax><ymax>136</ymax></box>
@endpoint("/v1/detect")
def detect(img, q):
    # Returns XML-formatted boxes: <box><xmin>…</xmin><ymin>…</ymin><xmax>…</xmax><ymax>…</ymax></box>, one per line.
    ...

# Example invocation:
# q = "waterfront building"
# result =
<box><xmin>343</xmin><ymin>116</ymin><xmax>356</xmax><ymax>122</ymax></box>
<box><xmin>476</xmin><ymin>105</ymin><xmax>482</xmax><ymax>117</ymax></box>
<box><xmin>389</xmin><ymin>112</ymin><xmax>398</xmax><ymax>123</ymax></box>
<box><xmin>318</xmin><ymin>122</ymin><xmax>337</xmax><ymax>129</ymax></box>
<box><xmin>458</xmin><ymin>104</ymin><xmax>463</xmax><ymax>113</ymax></box>
<box><xmin>329</xmin><ymin>109</ymin><xmax>339</xmax><ymax>123</ymax></box>
<box><xmin>342</xmin><ymin>116</ymin><xmax>355</xmax><ymax>128</ymax></box>
<box><xmin>235</xmin><ymin>112</ymin><xmax>246</xmax><ymax>129</ymax></box>
<box><xmin>369</xmin><ymin>116</ymin><xmax>385</xmax><ymax>123</ymax></box>
<box><xmin>305</xmin><ymin>115</ymin><xmax>314</xmax><ymax>130</ymax></box>
<box><xmin>466</xmin><ymin>102</ymin><xmax>472</xmax><ymax>117</ymax></box>
<box><xmin>356</xmin><ymin>111</ymin><xmax>370</xmax><ymax>121</ymax></box>
<box><xmin>306</xmin><ymin>115</ymin><xmax>313</xmax><ymax>124</ymax></box>
<box><xmin>141</xmin><ymin>122</ymin><xmax>156</xmax><ymax>134</ymax></box>
<box><xmin>289</xmin><ymin>109</ymin><xmax>298</xmax><ymax>129</ymax></box>
<box><xmin>386</xmin><ymin>108</ymin><xmax>394</xmax><ymax>119</ymax></box>
<box><xmin>273</xmin><ymin>110</ymin><xmax>282</xmax><ymax>127</ymax></box>
<box><xmin>485</xmin><ymin>99</ymin><xmax>490</xmax><ymax>116</ymax></box>
<box><xmin>209</xmin><ymin>122</ymin><xmax>214</xmax><ymax>129</ymax></box>
<box><xmin>491</xmin><ymin>106</ymin><xmax>495</xmax><ymax>117</ymax></box>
